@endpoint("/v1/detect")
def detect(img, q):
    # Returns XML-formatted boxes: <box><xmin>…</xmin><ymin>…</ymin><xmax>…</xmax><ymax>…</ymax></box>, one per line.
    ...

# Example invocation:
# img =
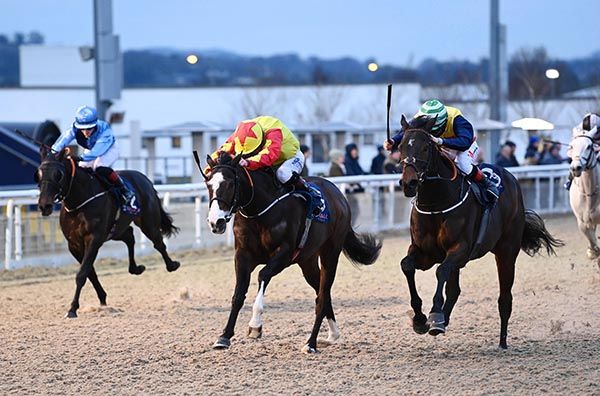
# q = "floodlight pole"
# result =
<box><xmin>489</xmin><ymin>0</ymin><xmax>508</xmax><ymax>158</ymax></box>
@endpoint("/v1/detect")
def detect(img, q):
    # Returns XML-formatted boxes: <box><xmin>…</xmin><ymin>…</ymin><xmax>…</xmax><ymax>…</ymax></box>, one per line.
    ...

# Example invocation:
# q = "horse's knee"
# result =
<box><xmin>231</xmin><ymin>295</ymin><xmax>245</xmax><ymax>309</ymax></box>
<box><xmin>400</xmin><ymin>256</ymin><xmax>415</xmax><ymax>273</ymax></box>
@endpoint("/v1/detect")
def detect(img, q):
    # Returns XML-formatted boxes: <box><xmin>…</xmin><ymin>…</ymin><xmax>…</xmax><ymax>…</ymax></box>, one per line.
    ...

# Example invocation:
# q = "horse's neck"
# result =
<box><xmin>62</xmin><ymin>166</ymin><xmax>105</xmax><ymax>208</ymax></box>
<box><xmin>578</xmin><ymin>166</ymin><xmax>600</xmax><ymax>197</ymax></box>
<box><xmin>241</xmin><ymin>171</ymin><xmax>285</xmax><ymax>215</ymax></box>
<box><xmin>417</xmin><ymin>152</ymin><xmax>463</xmax><ymax>207</ymax></box>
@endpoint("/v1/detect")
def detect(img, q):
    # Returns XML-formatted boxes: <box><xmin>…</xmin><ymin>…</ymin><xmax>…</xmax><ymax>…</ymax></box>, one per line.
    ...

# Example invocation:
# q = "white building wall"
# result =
<box><xmin>20</xmin><ymin>46</ymin><xmax>94</xmax><ymax>87</ymax></box>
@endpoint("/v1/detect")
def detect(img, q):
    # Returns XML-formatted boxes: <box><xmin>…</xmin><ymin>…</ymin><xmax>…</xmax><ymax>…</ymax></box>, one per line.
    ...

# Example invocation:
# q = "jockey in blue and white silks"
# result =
<box><xmin>52</xmin><ymin>105</ymin><xmax>140</xmax><ymax>214</ymax></box>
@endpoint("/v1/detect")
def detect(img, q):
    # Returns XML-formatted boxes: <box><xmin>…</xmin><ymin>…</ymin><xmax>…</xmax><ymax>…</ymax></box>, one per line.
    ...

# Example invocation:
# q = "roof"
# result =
<box><xmin>143</xmin><ymin>121</ymin><xmax>230</xmax><ymax>138</ymax></box>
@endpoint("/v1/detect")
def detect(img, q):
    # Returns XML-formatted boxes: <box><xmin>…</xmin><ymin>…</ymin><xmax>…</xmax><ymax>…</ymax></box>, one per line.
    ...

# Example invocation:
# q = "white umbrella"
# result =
<box><xmin>511</xmin><ymin>117</ymin><xmax>554</xmax><ymax>131</ymax></box>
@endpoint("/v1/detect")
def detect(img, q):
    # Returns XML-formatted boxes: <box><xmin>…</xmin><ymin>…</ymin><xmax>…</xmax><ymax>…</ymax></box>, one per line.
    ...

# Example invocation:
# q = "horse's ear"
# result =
<box><xmin>589</xmin><ymin>126</ymin><xmax>600</xmax><ymax>141</ymax></box>
<box><xmin>400</xmin><ymin>114</ymin><xmax>410</xmax><ymax>130</ymax></box>
<box><xmin>40</xmin><ymin>145</ymin><xmax>49</xmax><ymax>160</ymax></box>
<box><xmin>206</xmin><ymin>154</ymin><xmax>217</xmax><ymax>168</ymax></box>
<box><xmin>424</xmin><ymin>115</ymin><xmax>438</xmax><ymax>132</ymax></box>
<box><xmin>56</xmin><ymin>148</ymin><xmax>67</xmax><ymax>161</ymax></box>
<box><xmin>232</xmin><ymin>153</ymin><xmax>243</xmax><ymax>165</ymax></box>
<box><xmin>33</xmin><ymin>169</ymin><xmax>40</xmax><ymax>184</ymax></box>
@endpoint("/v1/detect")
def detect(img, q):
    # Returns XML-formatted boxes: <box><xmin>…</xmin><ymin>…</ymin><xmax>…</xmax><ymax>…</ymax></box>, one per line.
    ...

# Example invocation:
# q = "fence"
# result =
<box><xmin>1</xmin><ymin>164</ymin><xmax>571</xmax><ymax>269</ymax></box>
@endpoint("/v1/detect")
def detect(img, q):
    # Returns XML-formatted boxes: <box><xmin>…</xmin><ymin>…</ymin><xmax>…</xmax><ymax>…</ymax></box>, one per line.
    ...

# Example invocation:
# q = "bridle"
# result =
<box><xmin>401</xmin><ymin>130</ymin><xmax>457</xmax><ymax>183</ymax></box>
<box><xmin>38</xmin><ymin>156</ymin><xmax>76</xmax><ymax>202</ymax></box>
<box><xmin>570</xmin><ymin>134</ymin><xmax>598</xmax><ymax>171</ymax></box>
<box><xmin>208</xmin><ymin>164</ymin><xmax>255</xmax><ymax>222</ymax></box>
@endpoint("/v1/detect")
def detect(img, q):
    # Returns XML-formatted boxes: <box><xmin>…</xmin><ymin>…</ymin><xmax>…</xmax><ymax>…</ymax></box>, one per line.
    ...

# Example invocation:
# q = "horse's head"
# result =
<box><xmin>203</xmin><ymin>151</ymin><xmax>250</xmax><ymax>234</ymax></box>
<box><xmin>398</xmin><ymin>114</ymin><xmax>438</xmax><ymax>197</ymax></box>
<box><xmin>36</xmin><ymin>147</ymin><xmax>72</xmax><ymax>216</ymax></box>
<box><xmin>568</xmin><ymin>126</ymin><xmax>600</xmax><ymax>177</ymax></box>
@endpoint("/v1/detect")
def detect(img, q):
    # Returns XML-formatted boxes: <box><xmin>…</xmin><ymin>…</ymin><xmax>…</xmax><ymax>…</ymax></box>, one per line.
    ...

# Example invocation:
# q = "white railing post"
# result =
<box><xmin>14</xmin><ymin>205</ymin><xmax>22</xmax><ymax>262</ymax></box>
<box><xmin>535</xmin><ymin>177</ymin><xmax>541</xmax><ymax>211</ymax></box>
<box><xmin>195</xmin><ymin>196</ymin><xmax>202</xmax><ymax>246</ymax></box>
<box><xmin>5</xmin><ymin>199</ymin><xmax>14</xmax><ymax>270</ymax></box>
<box><xmin>372</xmin><ymin>184</ymin><xmax>381</xmax><ymax>232</ymax></box>
<box><xmin>162</xmin><ymin>192</ymin><xmax>171</xmax><ymax>249</ymax></box>
<box><xmin>388</xmin><ymin>181</ymin><xmax>395</xmax><ymax>228</ymax></box>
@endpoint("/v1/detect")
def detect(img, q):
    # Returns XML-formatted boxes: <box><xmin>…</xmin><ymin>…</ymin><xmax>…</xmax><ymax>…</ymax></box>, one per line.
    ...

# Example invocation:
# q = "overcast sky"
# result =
<box><xmin>2</xmin><ymin>0</ymin><xmax>598</xmax><ymax>65</ymax></box>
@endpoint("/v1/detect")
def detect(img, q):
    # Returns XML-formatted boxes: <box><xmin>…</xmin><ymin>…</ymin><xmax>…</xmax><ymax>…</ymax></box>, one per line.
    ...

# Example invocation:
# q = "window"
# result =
<box><xmin>311</xmin><ymin>133</ymin><xmax>331</xmax><ymax>163</ymax></box>
<box><xmin>171</xmin><ymin>136</ymin><xmax>181</xmax><ymax>148</ymax></box>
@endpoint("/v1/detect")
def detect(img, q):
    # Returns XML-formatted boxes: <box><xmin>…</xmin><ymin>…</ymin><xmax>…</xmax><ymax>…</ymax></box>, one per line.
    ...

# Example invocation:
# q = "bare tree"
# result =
<box><xmin>299</xmin><ymin>85</ymin><xmax>348</xmax><ymax>123</ymax></box>
<box><xmin>509</xmin><ymin>47</ymin><xmax>553</xmax><ymax>119</ymax></box>
<box><xmin>228</xmin><ymin>88</ymin><xmax>290</xmax><ymax>123</ymax></box>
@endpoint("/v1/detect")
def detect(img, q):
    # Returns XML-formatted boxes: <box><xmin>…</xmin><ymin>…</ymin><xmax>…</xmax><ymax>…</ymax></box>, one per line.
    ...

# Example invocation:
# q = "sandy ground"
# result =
<box><xmin>0</xmin><ymin>216</ymin><xmax>599</xmax><ymax>395</ymax></box>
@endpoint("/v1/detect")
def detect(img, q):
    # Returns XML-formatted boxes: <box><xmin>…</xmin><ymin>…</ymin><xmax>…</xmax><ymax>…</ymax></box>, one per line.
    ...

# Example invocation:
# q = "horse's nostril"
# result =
<box><xmin>216</xmin><ymin>218</ymin><xmax>226</xmax><ymax>227</ymax></box>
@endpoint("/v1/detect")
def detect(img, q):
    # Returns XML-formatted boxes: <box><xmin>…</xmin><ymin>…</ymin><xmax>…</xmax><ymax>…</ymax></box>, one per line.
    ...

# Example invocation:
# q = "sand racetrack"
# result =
<box><xmin>0</xmin><ymin>216</ymin><xmax>599</xmax><ymax>395</ymax></box>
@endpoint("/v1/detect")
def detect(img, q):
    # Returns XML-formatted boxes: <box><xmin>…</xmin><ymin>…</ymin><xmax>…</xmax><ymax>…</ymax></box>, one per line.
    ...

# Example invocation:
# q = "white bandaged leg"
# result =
<box><xmin>248</xmin><ymin>281</ymin><xmax>265</xmax><ymax>329</ymax></box>
<box><xmin>276</xmin><ymin>150</ymin><xmax>305</xmax><ymax>184</ymax></box>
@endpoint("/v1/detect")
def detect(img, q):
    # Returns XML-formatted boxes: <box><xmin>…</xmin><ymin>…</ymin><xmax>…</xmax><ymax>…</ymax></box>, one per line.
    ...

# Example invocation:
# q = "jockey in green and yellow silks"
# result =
<box><xmin>384</xmin><ymin>99</ymin><xmax>499</xmax><ymax>201</ymax></box>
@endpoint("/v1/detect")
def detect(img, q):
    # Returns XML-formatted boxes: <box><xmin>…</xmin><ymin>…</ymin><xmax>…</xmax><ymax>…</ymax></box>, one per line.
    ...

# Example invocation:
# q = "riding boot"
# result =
<box><xmin>469</xmin><ymin>166</ymin><xmax>499</xmax><ymax>203</ymax></box>
<box><xmin>289</xmin><ymin>173</ymin><xmax>325</xmax><ymax>216</ymax></box>
<box><xmin>564</xmin><ymin>171</ymin><xmax>573</xmax><ymax>190</ymax></box>
<box><xmin>97</xmin><ymin>167</ymin><xmax>140</xmax><ymax>215</ymax></box>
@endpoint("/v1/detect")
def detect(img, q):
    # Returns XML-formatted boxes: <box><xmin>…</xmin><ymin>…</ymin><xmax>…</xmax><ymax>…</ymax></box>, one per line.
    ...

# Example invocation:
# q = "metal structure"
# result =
<box><xmin>489</xmin><ymin>0</ymin><xmax>508</xmax><ymax>159</ymax></box>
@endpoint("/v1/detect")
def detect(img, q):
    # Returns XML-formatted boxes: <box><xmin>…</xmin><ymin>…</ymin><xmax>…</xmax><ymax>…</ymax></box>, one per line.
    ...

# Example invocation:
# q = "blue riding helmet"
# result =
<box><xmin>73</xmin><ymin>106</ymin><xmax>98</xmax><ymax>129</ymax></box>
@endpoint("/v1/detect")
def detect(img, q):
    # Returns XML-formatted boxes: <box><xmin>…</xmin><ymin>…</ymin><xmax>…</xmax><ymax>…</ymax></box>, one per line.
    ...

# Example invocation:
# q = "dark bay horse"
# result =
<box><xmin>199</xmin><ymin>151</ymin><xmax>381</xmax><ymax>353</ymax></box>
<box><xmin>398</xmin><ymin>115</ymin><xmax>562</xmax><ymax>348</ymax></box>
<box><xmin>36</xmin><ymin>147</ymin><xmax>180</xmax><ymax>318</ymax></box>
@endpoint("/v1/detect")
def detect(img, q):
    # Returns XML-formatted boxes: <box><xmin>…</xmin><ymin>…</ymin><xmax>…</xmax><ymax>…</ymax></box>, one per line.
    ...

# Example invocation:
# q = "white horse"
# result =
<box><xmin>568</xmin><ymin>125</ymin><xmax>600</xmax><ymax>259</ymax></box>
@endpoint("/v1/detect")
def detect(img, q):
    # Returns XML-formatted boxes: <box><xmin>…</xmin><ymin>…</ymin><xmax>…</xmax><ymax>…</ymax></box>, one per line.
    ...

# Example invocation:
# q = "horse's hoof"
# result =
<box><xmin>301</xmin><ymin>344</ymin><xmax>318</xmax><ymax>354</ymax></box>
<box><xmin>129</xmin><ymin>265</ymin><xmax>146</xmax><ymax>275</ymax></box>
<box><xmin>167</xmin><ymin>261</ymin><xmax>180</xmax><ymax>272</ymax></box>
<box><xmin>212</xmin><ymin>337</ymin><xmax>231</xmax><ymax>350</ymax></box>
<box><xmin>413</xmin><ymin>321</ymin><xmax>430</xmax><ymax>335</ymax></box>
<box><xmin>499</xmin><ymin>342</ymin><xmax>508</xmax><ymax>350</ymax></box>
<box><xmin>326</xmin><ymin>333</ymin><xmax>340</xmax><ymax>344</ymax></box>
<box><xmin>427</xmin><ymin>312</ymin><xmax>445</xmax><ymax>336</ymax></box>
<box><xmin>247</xmin><ymin>326</ymin><xmax>262</xmax><ymax>339</ymax></box>
<box><xmin>65</xmin><ymin>311</ymin><xmax>77</xmax><ymax>319</ymax></box>
<box><xmin>586</xmin><ymin>248</ymin><xmax>600</xmax><ymax>260</ymax></box>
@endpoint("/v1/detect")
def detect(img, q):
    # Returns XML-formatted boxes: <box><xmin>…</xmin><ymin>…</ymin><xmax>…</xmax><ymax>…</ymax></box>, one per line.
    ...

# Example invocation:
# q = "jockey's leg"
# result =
<box><xmin>456</xmin><ymin>142</ymin><xmax>499</xmax><ymax>202</ymax></box>
<box><xmin>90</xmin><ymin>144</ymin><xmax>139</xmax><ymax>215</ymax></box>
<box><xmin>277</xmin><ymin>150</ymin><xmax>325</xmax><ymax>216</ymax></box>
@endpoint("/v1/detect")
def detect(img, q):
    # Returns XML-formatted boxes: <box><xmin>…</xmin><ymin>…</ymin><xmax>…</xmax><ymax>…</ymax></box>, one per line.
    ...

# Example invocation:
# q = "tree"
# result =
<box><xmin>509</xmin><ymin>47</ymin><xmax>553</xmax><ymax>118</ymax></box>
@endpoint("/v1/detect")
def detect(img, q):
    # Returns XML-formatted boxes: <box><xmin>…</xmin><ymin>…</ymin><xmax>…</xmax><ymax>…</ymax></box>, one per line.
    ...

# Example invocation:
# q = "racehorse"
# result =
<box><xmin>398</xmin><ymin>115</ymin><xmax>562</xmax><ymax>348</ymax></box>
<box><xmin>198</xmin><ymin>150</ymin><xmax>382</xmax><ymax>353</ymax></box>
<box><xmin>36</xmin><ymin>147</ymin><xmax>181</xmax><ymax>318</ymax></box>
<box><xmin>567</xmin><ymin>125</ymin><xmax>600</xmax><ymax>262</ymax></box>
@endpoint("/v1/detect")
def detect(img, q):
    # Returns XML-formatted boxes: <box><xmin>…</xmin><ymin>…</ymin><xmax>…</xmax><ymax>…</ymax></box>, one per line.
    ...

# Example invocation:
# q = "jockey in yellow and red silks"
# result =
<box><xmin>210</xmin><ymin>115</ymin><xmax>325</xmax><ymax>215</ymax></box>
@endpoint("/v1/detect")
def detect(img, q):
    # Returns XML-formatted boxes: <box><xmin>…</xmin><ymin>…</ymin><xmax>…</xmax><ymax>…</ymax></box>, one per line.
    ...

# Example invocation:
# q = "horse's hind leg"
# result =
<box><xmin>495</xmin><ymin>249</ymin><xmax>517</xmax><ymax>349</ymax></box>
<box><xmin>303</xmin><ymin>248</ymin><xmax>341</xmax><ymax>353</ymax></box>
<box><xmin>138</xmin><ymin>220</ymin><xmax>180</xmax><ymax>272</ymax></box>
<box><xmin>442</xmin><ymin>269</ymin><xmax>461</xmax><ymax>327</ymax></box>
<box><xmin>401</xmin><ymin>245</ymin><xmax>431</xmax><ymax>334</ymax></box>
<box><xmin>113</xmin><ymin>226</ymin><xmax>145</xmax><ymax>275</ymax></box>
<box><xmin>300</xmin><ymin>255</ymin><xmax>339</xmax><ymax>344</ymax></box>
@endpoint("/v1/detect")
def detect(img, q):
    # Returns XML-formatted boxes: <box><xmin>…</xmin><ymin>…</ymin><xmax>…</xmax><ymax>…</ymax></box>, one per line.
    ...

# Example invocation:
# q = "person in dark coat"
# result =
<box><xmin>344</xmin><ymin>143</ymin><xmax>366</xmax><ymax>176</ymax></box>
<box><xmin>370</xmin><ymin>145</ymin><xmax>386</xmax><ymax>174</ymax></box>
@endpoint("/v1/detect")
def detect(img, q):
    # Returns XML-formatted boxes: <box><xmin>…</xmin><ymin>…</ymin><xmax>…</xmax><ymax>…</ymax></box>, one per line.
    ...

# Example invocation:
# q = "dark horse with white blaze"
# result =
<box><xmin>398</xmin><ymin>115</ymin><xmax>562</xmax><ymax>348</ymax></box>
<box><xmin>36</xmin><ymin>147</ymin><xmax>180</xmax><ymax>318</ymax></box>
<box><xmin>199</xmin><ymin>151</ymin><xmax>381</xmax><ymax>353</ymax></box>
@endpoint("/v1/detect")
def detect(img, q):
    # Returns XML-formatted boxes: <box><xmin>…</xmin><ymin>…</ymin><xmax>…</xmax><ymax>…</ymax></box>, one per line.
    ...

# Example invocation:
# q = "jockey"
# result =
<box><xmin>565</xmin><ymin>112</ymin><xmax>600</xmax><ymax>190</ymax></box>
<box><xmin>51</xmin><ymin>105</ymin><xmax>140</xmax><ymax>215</ymax></box>
<box><xmin>384</xmin><ymin>99</ymin><xmax>500</xmax><ymax>202</ymax></box>
<box><xmin>210</xmin><ymin>115</ymin><xmax>325</xmax><ymax>216</ymax></box>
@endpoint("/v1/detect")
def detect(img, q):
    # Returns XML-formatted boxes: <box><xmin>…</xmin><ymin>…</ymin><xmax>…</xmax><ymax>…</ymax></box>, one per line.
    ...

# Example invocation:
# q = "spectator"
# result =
<box><xmin>383</xmin><ymin>149</ymin><xmax>401</xmax><ymax>174</ymax></box>
<box><xmin>370</xmin><ymin>145</ymin><xmax>386</xmax><ymax>174</ymax></box>
<box><xmin>539</xmin><ymin>144</ymin><xmax>564</xmax><ymax>165</ymax></box>
<box><xmin>524</xmin><ymin>136</ymin><xmax>541</xmax><ymax>165</ymax></box>
<box><xmin>495</xmin><ymin>144</ymin><xmax>518</xmax><ymax>168</ymax></box>
<box><xmin>328</xmin><ymin>149</ymin><xmax>345</xmax><ymax>177</ymax></box>
<box><xmin>504</xmin><ymin>140</ymin><xmax>519</xmax><ymax>166</ymax></box>
<box><xmin>300</xmin><ymin>144</ymin><xmax>310</xmax><ymax>176</ymax></box>
<box><xmin>344</xmin><ymin>143</ymin><xmax>366</xmax><ymax>176</ymax></box>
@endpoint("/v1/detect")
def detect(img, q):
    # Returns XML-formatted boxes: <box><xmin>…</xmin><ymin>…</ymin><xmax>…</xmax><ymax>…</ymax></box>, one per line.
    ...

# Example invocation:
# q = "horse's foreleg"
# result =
<box><xmin>442</xmin><ymin>269</ymin><xmax>461</xmax><ymax>327</ymax></box>
<box><xmin>577</xmin><ymin>220</ymin><xmax>600</xmax><ymax>259</ymax></box>
<box><xmin>247</xmin><ymin>244</ymin><xmax>293</xmax><ymax>340</ymax></box>
<box><xmin>429</xmin><ymin>248</ymin><xmax>469</xmax><ymax>336</ymax></box>
<box><xmin>67</xmin><ymin>237</ymin><xmax>103</xmax><ymax>318</ymax></box>
<box><xmin>401</xmin><ymin>246</ymin><xmax>430</xmax><ymax>334</ymax></box>
<box><xmin>213</xmin><ymin>253</ymin><xmax>252</xmax><ymax>349</ymax></box>
<box><xmin>68</xmin><ymin>242</ymin><xmax>106</xmax><ymax>306</ymax></box>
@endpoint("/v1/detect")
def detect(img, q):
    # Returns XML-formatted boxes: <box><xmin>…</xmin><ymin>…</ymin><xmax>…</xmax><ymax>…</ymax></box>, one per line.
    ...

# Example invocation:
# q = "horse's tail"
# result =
<box><xmin>521</xmin><ymin>209</ymin><xmax>563</xmax><ymax>256</ymax></box>
<box><xmin>158</xmin><ymin>199</ymin><xmax>180</xmax><ymax>238</ymax></box>
<box><xmin>342</xmin><ymin>229</ymin><xmax>382</xmax><ymax>266</ymax></box>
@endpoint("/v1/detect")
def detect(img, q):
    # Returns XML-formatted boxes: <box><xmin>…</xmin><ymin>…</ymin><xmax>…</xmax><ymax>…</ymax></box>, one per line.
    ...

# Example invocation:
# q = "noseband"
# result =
<box><xmin>208</xmin><ymin>164</ymin><xmax>255</xmax><ymax>221</ymax></box>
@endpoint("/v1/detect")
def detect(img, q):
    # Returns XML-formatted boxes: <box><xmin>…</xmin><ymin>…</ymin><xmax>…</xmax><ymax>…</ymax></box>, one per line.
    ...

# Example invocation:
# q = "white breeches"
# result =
<box><xmin>276</xmin><ymin>150</ymin><xmax>305</xmax><ymax>183</ymax></box>
<box><xmin>79</xmin><ymin>143</ymin><xmax>119</xmax><ymax>170</ymax></box>
<box><xmin>448</xmin><ymin>140</ymin><xmax>479</xmax><ymax>175</ymax></box>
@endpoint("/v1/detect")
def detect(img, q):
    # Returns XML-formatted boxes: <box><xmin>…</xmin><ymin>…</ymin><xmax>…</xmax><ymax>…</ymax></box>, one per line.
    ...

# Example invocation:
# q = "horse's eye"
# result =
<box><xmin>54</xmin><ymin>171</ymin><xmax>63</xmax><ymax>182</ymax></box>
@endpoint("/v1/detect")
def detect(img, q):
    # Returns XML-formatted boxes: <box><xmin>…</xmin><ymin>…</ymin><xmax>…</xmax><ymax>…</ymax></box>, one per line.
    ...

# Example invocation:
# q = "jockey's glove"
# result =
<box><xmin>431</xmin><ymin>137</ymin><xmax>443</xmax><ymax>145</ymax></box>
